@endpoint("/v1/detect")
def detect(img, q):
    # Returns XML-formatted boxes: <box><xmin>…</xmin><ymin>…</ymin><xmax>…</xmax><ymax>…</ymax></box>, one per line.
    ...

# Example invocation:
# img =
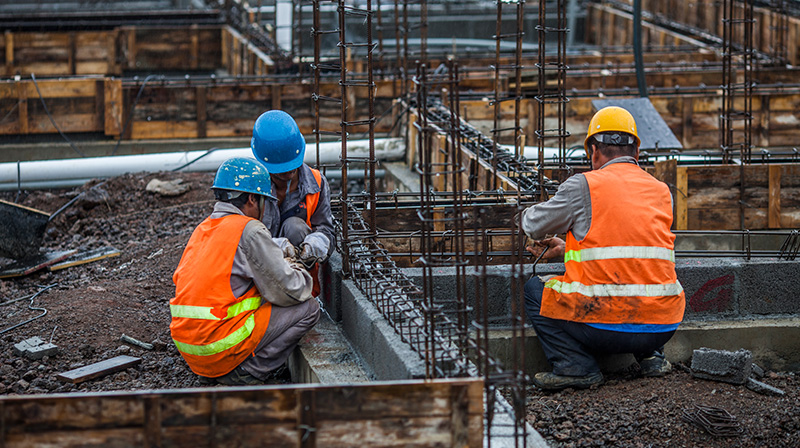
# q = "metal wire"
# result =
<box><xmin>682</xmin><ymin>404</ymin><xmax>744</xmax><ymax>437</ymax></box>
<box><xmin>0</xmin><ymin>284</ymin><xmax>57</xmax><ymax>335</ymax></box>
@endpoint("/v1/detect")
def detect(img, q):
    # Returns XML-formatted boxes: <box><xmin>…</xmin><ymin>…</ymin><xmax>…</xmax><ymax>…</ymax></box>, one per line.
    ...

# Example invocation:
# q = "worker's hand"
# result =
<box><xmin>299</xmin><ymin>232</ymin><xmax>329</xmax><ymax>267</ymax></box>
<box><xmin>526</xmin><ymin>237</ymin><xmax>566</xmax><ymax>260</ymax></box>
<box><xmin>273</xmin><ymin>237</ymin><xmax>297</xmax><ymax>259</ymax></box>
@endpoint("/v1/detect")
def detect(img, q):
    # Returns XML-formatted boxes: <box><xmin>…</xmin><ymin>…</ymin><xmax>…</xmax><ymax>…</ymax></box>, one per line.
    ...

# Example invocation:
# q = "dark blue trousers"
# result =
<box><xmin>524</xmin><ymin>276</ymin><xmax>676</xmax><ymax>376</ymax></box>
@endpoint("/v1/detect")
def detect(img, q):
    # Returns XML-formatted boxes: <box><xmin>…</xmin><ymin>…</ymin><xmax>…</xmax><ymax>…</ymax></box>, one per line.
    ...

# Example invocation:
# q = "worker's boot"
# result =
<box><xmin>638</xmin><ymin>352</ymin><xmax>672</xmax><ymax>377</ymax></box>
<box><xmin>532</xmin><ymin>371</ymin><xmax>603</xmax><ymax>391</ymax></box>
<box><xmin>215</xmin><ymin>365</ymin><xmax>264</xmax><ymax>386</ymax></box>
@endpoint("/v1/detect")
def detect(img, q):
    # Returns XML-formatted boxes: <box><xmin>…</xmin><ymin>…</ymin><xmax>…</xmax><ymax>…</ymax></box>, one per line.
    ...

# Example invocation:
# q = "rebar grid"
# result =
<box><xmin>331</xmin><ymin>0</ymin><xmax>379</xmax><ymax>273</ymax></box>
<box><xmin>413</xmin><ymin>60</ymin><xmax>472</xmax><ymax>379</ymax></box>
<box><xmin>535</xmin><ymin>0</ymin><xmax>570</xmax><ymax>200</ymax></box>
<box><xmin>469</xmin><ymin>202</ymin><xmax>530</xmax><ymax>442</ymax></box>
<box><xmin>412</xmin><ymin>98</ymin><xmax>559</xmax><ymax>195</ymax></box>
<box><xmin>767</xmin><ymin>0</ymin><xmax>789</xmax><ymax>64</ymax></box>
<box><xmin>490</xmin><ymin>0</ymin><xmax>526</xmax><ymax>191</ymax></box>
<box><xmin>720</xmin><ymin>0</ymin><xmax>755</xmax><ymax>231</ymax></box>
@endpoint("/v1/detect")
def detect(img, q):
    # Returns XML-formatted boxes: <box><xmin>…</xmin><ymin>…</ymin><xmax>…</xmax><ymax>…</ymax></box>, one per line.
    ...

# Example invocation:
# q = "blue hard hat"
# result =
<box><xmin>212</xmin><ymin>157</ymin><xmax>276</xmax><ymax>199</ymax></box>
<box><xmin>251</xmin><ymin>110</ymin><xmax>306</xmax><ymax>174</ymax></box>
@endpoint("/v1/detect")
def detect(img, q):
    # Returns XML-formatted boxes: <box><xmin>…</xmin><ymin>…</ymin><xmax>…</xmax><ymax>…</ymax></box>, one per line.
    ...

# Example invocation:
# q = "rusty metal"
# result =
<box><xmin>767</xmin><ymin>0</ymin><xmax>789</xmax><ymax>64</ymax></box>
<box><xmin>778</xmin><ymin>230</ymin><xmax>800</xmax><ymax>261</ymax></box>
<box><xmin>535</xmin><ymin>0</ymin><xmax>570</xmax><ymax>199</ymax></box>
<box><xmin>413</xmin><ymin>60</ymin><xmax>470</xmax><ymax>378</ymax></box>
<box><xmin>490</xmin><ymin>0</ymin><xmax>525</xmax><ymax>190</ymax></box>
<box><xmin>720</xmin><ymin>0</ymin><xmax>755</xmax><ymax>233</ymax></box>
<box><xmin>682</xmin><ymin>404</ymin><xmax>744</xmax><ymax>437</ymax></box>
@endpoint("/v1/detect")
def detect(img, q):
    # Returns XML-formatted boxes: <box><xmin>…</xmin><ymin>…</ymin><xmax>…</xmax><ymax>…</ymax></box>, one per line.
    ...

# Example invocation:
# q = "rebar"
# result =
<box><xmin>490</xmin><ymin>0</ymin><xmax>525</xmax><ymax>189</ymax></box>
<box><xmin>535</xmin><ymin>0</ymin><xmax>570</xmax><ymax>198</ymax></box>
<box><xmin>682</xmin><ymin>404</ymin><xmax>744</xmax><ymax>437</ymax></box>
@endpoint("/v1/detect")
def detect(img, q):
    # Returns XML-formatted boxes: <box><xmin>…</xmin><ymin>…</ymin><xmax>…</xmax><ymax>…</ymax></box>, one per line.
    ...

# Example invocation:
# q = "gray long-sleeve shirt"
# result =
<box><xmin>261</xmin><ymin>164</ymin><xmax>336</xmax><ymax>260</ymax></box>
<box><xmin>521</xmin><ymin>156</ymin><xmax>642</xmax><ymax>241</ymax></box>
<box><xmin>210</xmin><ymin>202</ymin><xmax>313</xmax><ymax>307</ymax></box>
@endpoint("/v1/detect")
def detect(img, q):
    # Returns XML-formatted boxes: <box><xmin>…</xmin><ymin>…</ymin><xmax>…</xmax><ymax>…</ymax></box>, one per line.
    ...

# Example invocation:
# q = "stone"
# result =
<box><xmin>690</xmin><ymin>348</ymin><xmax>752</xmax><ymax>385</ymax></box>
<box><xmin>746</xmin><ymin>377</ymin><xmax>785</xmax><ymax>396</ymax></box>
<box><xmin>146</xmin><ymin>178</ymin><xmax>190</xmax><ymax>197</ymax></box>
<box><xmin>13</xmin><ymin>336</ymin><xmax>59</xmax><ymax>360</ymax></box>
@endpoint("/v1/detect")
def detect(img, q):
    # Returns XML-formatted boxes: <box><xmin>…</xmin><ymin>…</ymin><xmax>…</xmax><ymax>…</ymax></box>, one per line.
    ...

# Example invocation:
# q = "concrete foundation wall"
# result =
<box><xmin>401</xmin><ymin>258</ymin><xmax>800</xmax><ymax>324</ymax></box>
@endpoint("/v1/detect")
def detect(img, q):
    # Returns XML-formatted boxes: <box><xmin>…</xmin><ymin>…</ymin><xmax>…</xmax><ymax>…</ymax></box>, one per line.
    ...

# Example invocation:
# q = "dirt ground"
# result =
<box><xmin>1</xmin><ymin>171</ymin><xmax>799</xmax><ymax>447</ymax></box>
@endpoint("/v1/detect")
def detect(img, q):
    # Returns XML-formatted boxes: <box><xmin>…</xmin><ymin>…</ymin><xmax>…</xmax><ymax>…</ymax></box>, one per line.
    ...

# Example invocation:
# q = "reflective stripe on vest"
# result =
<box><xmin>563</xmin><ymin>246</ymin><xmax>675</xmax><ymax>263</ymax></box>
<box><xmin>170</xmin><ymin>296</ymin><xmax>262</xmax><ymax>320</ymax></box>
<box><xmin>173</xmin><ymin>314</ymin><xmax>256</xmax><ymax>357</ymax></box>
<box><xmin>545</xmin><ymin>278</ymin><xmax>684</xmax><ymax>298</ymax></box>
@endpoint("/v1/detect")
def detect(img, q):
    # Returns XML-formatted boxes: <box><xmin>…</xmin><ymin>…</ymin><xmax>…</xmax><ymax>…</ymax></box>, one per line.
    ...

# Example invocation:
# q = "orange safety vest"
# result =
<box><xmin>304</xmin><ymin>168</ymin><xmax>323</xmax><ymax>297</ymax></box>
<box><xmin>541</xmin><ymin>162</ymin><xmax>685</xmax><ymax>325</ymax></box>
<box><xmin>170</xmin><ymin>214</ymin><xmax>272</xmax><ymax>378</ymax></box>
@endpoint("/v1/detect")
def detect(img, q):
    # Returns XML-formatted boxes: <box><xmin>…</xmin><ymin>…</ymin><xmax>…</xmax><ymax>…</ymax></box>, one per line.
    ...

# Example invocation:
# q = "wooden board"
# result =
<box><xmin>56</xmin><ymin>355</ymin><xmax>142</xmax><ymax>384</ymax></box>
<box><xmin>0</xmin><ymin>250</ymin><xmax>76</xmax><ymax>279</ymax></box>
<box><xmin>1</xmin><ymin>378</ymin><xmax>483</xmax><ymax>448</ymax></box>
<box><xmin>48</xmin><ymin>247</ymin><xmax>121</xmax><ymax>271</ymax></box>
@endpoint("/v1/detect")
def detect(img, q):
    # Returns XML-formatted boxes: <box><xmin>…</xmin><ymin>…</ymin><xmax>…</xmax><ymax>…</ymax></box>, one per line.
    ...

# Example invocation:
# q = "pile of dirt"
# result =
<box><xmin>0</xmin><ymin>171</ymin><xmax>219</xmax><ymax>394</ymax></box>
<box><xmin>524</xmin><ymin>365</ymin><xmax>799</xmax><ymax>447</ymax></box>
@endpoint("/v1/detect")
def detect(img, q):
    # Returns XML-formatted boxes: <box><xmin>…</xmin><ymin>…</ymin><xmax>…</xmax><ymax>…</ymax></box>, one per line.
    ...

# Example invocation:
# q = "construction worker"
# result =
<box><xmin>521</xmin><ymin>106</ymin><xmax>685</xmax><ymax>391</ymax></box>
<box><xmin>251</xmin><ymin>110</ymin><xmax>335</xmax><ymax>297</ymax></box>
<box><xmin>170</xmin><ymin>157</ymin><xmax>320</xmax><ymax>386</ymax></box>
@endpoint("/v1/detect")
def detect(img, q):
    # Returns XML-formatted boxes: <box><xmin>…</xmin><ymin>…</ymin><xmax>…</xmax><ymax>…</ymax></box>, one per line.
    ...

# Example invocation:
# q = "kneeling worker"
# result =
<box><xmin>251</xmin><ymin>110</ymin><xmax>335</xmax><ymax>297</ymax></box>
<box><xmin>170</xmin><ymin>157</ymin><xmax>320</xmax><ymax>385</ymax></box>
<box><xmin>521</xmin><ymin>106</ymin><xmax>685</xmax><ymax>391</ymax></box>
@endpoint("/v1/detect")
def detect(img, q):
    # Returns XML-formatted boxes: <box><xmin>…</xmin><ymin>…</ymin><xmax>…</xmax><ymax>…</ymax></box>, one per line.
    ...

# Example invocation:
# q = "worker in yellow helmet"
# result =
<box><xmin>520</xmin><ymin>106</ymin><xmax>685</xmax><ymax>391</ymax></box>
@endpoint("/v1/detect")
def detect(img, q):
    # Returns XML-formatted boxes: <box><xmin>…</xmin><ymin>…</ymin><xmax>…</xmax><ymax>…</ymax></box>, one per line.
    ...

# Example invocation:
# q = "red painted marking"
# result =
<box><xmin>689</xmin><ymin>274</ymin><xmax>735</xmax><ymax>312</ymax></box>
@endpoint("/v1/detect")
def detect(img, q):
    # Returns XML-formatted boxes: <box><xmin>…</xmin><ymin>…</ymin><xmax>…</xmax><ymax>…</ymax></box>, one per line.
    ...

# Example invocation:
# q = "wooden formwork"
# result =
<box><xmin>652</xmin><ymin>161</ymin><xmax>800</xmax><ymax>231</ymax></box>
<box><xmin>0</xmin><ymin>378</ymin><xmax>483</xmax><ymax>448</ymax></box>
<box><xmin>0</xmin><ymin>77</ymin><xmax>121</xmax><ymax>136</ymax></box>
<box><xmin>589</xmin><ymin>1</ymin><xmax>800</xmax><ymax>66</ymax></box>
<box><xmin>1</xmin><ymin>30</ymin><xmax>119</xmax><ymax>77</ymax></box>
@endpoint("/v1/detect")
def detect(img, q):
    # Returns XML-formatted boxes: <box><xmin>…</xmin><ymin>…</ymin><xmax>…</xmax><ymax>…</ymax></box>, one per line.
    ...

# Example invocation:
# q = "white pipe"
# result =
<box><xmin>0</xmin><ymin>138</ymin><xmax>404</xmax><ymax>191</ymax></box>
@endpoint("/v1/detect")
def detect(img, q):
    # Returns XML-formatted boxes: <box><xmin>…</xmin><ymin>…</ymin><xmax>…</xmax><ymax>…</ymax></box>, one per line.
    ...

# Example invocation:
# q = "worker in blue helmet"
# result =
<box><xmin>170</xmin><ymin>157</ymin><xmax>320</xmax><ymax>386</ymax></box>
<box><xmin>251</xmin><ymin>110</ymin><xmax>335</xmax><ymax>297</ymax></box>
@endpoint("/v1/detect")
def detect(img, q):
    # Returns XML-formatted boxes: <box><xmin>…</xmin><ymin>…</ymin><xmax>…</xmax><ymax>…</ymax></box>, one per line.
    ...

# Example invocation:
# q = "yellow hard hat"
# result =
<box><xmin>584</xmin><ymin>106</ymin><xmax>641</xmax><ymax>151</ymax></box>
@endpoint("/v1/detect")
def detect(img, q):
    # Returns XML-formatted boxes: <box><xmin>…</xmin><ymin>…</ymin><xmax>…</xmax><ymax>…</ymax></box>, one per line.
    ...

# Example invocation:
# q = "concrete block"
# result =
<box><xmin>675</xmin><ymin>258</ymin><xmax>740</xmax><ymax>317</ymax></box>
<box><xmin>340</xmin><ymin>279</ymin><xmax>426</xmax><ymax>381</ymax></box>
<box><xmin>751</xmin><ymin>363</ymin><xmax>765</xmax><ymax>379</ymax></box>
<box><xmin>321</xmin><ymin>252</ymin><xmax>344</xmax><ymax>322</ymax></box>
<box><xmin>739</xmin><ymin>260</ymin><xmax>800</xmax><ymax>315</ymax></box>
<box><xmin>691</xmin><ymin>347</ymin><xmax>752</xmax><ymax>384</ymax></box>
<box><xmin>13</xmin><ymin>336</ymin><xmax>59</xmax><ymax>360</ymax></box>
<box><xmin>746</xmin><ymin>377</ymin><xmax>785</xmax><ymax>396</ymax></box>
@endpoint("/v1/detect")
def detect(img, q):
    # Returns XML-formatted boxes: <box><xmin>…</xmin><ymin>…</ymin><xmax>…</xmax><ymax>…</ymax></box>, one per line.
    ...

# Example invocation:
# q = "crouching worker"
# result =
<box><xmin>250</xmin><ymin>110</ymin><xmax>335</xmax><ymax>297</ymax></box>
<box><xmin>521</xmin><ymin>106</ymin><xmax>685</xmax><ymax>391</ymax></box>
<box><xmin>170</xmin><ymin>157</ymin><xmax>320</xmax><ymax>386</ymax></box>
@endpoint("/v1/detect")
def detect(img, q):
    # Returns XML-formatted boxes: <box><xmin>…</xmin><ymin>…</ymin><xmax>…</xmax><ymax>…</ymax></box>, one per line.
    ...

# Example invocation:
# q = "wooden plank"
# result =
<box><xmin>196</xmin><ymin>86</ymin><xmax>207</xmax><ymax>138</ymax></box>
<box><xmin>190</xmin><ymin>25</ymin><xmax>199</xmax><ymax>70</ymax></box>
<box><xmin>5</xmin><ymin>31</ymin><xmax>12</xmax><ymax>77</ymax></box>
<box><xmin>68</xmin><ymin>32</ymin><xmax>76</xmax><ymax>75</ymax></box>
<box><xmin>130</xmin><ymin>121</ymin><xmax>197</xmax><ymax>140</ymax></box>
<box><xmin>769</xmin><ymin>164</ymin><xmax>782</xmax><ymax>229</ymax></box>
<box><xmin>676</xmin><ymin>165</ymin><xmax>688</xmax><ymax>230</ymax></box>
<box><xmin>653</xmin><ymin>159</ymin><xmax>678</xmax><ymax>229</ymax></box>
<box><xmin>16</xmin><ymin>81</ymin><xmax>27</xmax><ymax>134</ymax></box>
<box><xmin>104</xmin><ymin>78</ymin><xmax>122</xmax><ymax>136</ymax></box>
<box><xmin>56</xmin><ymin>355</ymin><xmax>142</xmax><ymax>384</ymax></box>
<box><xmin>144</xmin><ymin>396</ymin><xmax>162</xmax><ymax>448</ymax></box>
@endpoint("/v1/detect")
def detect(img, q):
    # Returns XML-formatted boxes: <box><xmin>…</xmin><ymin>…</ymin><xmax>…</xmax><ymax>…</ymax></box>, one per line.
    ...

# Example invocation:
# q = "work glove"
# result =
<box><xmin>298</xmin><ymin>232</ymin><xmax>329</xmax><ymax>268</ymax></box>
<box><xmin>273</xmin><ymin>237</ymin><xmax>297</xmax><ymax>259</ymax></box>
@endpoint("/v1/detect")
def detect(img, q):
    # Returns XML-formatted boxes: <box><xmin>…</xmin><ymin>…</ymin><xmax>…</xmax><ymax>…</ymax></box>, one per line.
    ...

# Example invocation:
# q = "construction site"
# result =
<box><xmin>0</xmin><ymin>0</ymin><xmax>799</xmax><ymax>446</ymax></box>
